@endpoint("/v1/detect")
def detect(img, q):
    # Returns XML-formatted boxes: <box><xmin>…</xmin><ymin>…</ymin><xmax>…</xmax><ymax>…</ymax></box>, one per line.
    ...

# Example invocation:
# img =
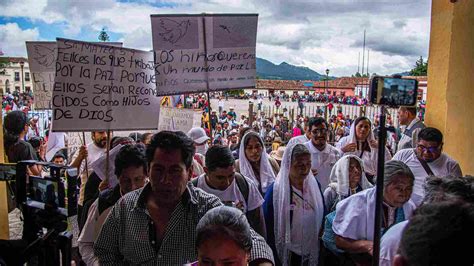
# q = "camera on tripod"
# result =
<box><xmin>0</xmin><ymin>161</ymin><xmax>79</xmax><ymax>266</ymax></box>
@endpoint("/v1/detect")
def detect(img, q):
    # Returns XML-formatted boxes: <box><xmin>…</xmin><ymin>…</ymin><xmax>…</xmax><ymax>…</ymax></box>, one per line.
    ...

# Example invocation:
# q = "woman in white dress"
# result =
<box><xmin>336</xmin><ymin>116</ymin><xmax>392</xmax><ymax>182</ymax></box>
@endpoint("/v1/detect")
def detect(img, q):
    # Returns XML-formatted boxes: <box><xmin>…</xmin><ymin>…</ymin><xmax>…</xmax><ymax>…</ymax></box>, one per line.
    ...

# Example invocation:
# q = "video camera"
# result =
<box><xmin>0</xmin><ymin>161</ymin><xmax>79</xmax><ymax>266</ymax></box>
<box><xmin>369</xmin><ymin>76</ymin><xmax>418</xmax><ymax>107</ymax></box>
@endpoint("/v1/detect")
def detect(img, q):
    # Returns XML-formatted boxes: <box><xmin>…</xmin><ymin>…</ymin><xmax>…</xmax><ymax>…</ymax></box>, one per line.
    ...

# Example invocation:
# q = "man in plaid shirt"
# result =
<box><xmin>94</xmin><ymin>131</ymin><xmax>274</xmax><ymax>265</ymax></box>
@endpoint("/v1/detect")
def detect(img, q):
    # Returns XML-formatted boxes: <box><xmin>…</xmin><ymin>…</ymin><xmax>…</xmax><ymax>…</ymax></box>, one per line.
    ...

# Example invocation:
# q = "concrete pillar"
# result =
<box><xmin>425</xmin><ymin>0</ymin><xmax>474</xmax><ymax>174</ymax></box>
<box><xmin>0</xmin><ymin>114</ymin><xmax>9</xmax><ymax>239</ymax></box>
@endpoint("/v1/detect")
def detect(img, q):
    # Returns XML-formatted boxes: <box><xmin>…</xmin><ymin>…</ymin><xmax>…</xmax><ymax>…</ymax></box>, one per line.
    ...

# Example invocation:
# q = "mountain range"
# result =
<box><xmin>256</xmin><ymin>58</ymin><xmax>327</xmax><ymax>81</ymax></box>
<box><xmin>256</xmin><ymin>58</ymin><xmax>413</xmax><ymax>80</ymax></box>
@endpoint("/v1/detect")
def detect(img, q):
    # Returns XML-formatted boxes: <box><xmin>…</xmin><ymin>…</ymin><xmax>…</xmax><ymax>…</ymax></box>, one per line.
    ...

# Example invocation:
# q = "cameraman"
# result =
<box><xmin>78</xmin><ymin>144</ymin><xmax>147</xmax><ymax>265</ymax></box>
<box><xmin>3</xmin><ymin>111</ymin><xmax>41</xmax><ymax>175</ymax></box>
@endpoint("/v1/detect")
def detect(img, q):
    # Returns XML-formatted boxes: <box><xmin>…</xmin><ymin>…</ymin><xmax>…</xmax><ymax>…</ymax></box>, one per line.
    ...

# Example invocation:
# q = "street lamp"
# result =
<box><xmin>19</xmin><ymin>61</ymin><xmax>25</xmax><ymax>93</ymax></box>
<box><xmin>325</xmin><ymin>69</ymin><xmax>330</xmax><ymax>95</ymax></box>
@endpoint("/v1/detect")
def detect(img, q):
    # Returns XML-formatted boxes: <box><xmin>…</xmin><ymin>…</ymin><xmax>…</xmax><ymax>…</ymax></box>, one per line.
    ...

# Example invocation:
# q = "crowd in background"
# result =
<box><xmin>1</xmin><ymin>90</ymin><xmax>468</xmax><ymax>266</ymax></box>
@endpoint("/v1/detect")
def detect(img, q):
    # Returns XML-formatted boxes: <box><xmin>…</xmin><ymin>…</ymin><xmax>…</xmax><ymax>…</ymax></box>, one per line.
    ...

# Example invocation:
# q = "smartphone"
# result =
<box><xmin>370</xmin><ymin>76</ymin><xmax>418</xmax><ymax>106</ymax></box>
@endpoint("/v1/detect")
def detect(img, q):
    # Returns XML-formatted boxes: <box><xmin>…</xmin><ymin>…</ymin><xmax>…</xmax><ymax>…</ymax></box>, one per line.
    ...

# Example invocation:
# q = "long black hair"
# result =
<box><xmin>3</xmin><ymin>111</ymin><xmax>28</xmax><ymax>151</ymax></box>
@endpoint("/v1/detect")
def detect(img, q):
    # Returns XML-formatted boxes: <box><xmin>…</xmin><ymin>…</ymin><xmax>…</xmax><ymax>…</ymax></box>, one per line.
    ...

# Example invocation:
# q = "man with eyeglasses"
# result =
<box><xmin>304</xmin><ymin>117</ymin><xmax>343</xmax><ymax>190</ymax></box>
<box><xmin>392</xmin><ymin>127</ymin><xmax>462</xmax><ymax>206</ymax></box>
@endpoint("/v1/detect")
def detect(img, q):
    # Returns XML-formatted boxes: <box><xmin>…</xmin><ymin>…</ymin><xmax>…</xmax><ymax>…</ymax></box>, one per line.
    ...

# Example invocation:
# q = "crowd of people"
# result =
<box><xmin>2</xmin><ymin>91</ymin><xmax>34</xmax><ymax>112</ymax></box>
<box><xmin>2</xmin><ymin>100</ymin><xmax>471</xmax><ymax>265</ymax></box>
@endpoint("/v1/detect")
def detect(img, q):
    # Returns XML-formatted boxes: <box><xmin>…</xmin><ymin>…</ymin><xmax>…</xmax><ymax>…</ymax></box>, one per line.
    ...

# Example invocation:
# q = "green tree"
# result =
<box><xmin>98</xmin><ymin>27</ymin><xmax>110</xmax><ymax>42</ymax></box>
<box><xmin>0</xmin><ymin>57</ymin><xmax>9</xmax><ymax>75</ymax></box>
<box><xmin>410</xmin><ymin>56</ymin><xmax>428</xmax><ymax>76</ymax></box>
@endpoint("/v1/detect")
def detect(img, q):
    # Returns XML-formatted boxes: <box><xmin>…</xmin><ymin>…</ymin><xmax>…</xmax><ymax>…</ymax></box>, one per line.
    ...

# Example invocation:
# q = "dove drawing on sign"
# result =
<box><xmin>217</xmin><ymin>23</ymin><xmax>249</xmax><ymax>45</ymax></box>
<box><xmin>158</xmin><ymin>18</ymin><xmax>191</xmax><ymax>45</ymax></box>
<box><xmin>33</xmin><ymin>45</ymin><xmax>56</xmax><ymax>68</ymax></box>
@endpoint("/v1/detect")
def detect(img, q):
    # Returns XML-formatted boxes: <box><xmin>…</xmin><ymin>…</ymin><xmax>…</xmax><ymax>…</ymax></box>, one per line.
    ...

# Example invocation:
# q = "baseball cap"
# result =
<box><xmin>187</xmin><ymin>127</ymin><xmax>210</xmax><ymax>144</ymax></box>
<box><xmin>228</xmin><ymin>129</ymin><xmax>238</xmax><ymax>136</ymax></box>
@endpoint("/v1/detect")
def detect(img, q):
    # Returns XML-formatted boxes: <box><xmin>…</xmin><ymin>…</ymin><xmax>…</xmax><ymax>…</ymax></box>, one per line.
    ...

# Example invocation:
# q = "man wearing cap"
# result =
<box><xmin>228</xmin><ymin>129</ymin><xmax>239</xmax><ymax>151</ymax></box>
<box><xmin>228</xmin><ymin>107</ymin><xmax>237</xmax><ymax>120</ymax></box>
<box><xmin>210</xmin><ymin>110</ymin><xmax>218</xmax><ymax>131</ymax></box>
<box><xmin>187</xmin><ymin>127</ymin><xmax>209</xmax><ymax>180</ymax></box>
<box><xmin>26</xmin><ymin>116</ymin><xmax>40</xmax><ymax>140</ymax></box>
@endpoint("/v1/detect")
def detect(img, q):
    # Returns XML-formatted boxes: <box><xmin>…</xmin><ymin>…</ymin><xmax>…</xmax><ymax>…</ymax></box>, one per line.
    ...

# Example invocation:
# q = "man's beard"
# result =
<box><xmin>94</xmin><ymin>138</ymin><xmax>107</xmax><ymax>148</ymax></box>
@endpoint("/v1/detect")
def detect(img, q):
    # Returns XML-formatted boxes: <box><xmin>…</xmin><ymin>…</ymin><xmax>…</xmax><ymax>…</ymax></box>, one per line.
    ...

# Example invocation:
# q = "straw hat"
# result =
<box><xmin>270</xmin><ymin>146</ymin><xmax>286</xmax><ymax>162</ymax></box>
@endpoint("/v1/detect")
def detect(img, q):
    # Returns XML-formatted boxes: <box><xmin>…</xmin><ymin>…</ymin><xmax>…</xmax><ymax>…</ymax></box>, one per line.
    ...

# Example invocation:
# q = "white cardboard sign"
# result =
<box><xmin>52</xmin><ymin>38</ymin><xmax>161</xmax><ymax>132</ymax></box>
<box><xmin>151</xmin><ymin>14</ymin><xmax>258</xmax><ymax>96</ymax></box>
<box><xmin>158</xmin><ymin>107</ymin><xmax>201</xmax><ymax>133</ymax></box>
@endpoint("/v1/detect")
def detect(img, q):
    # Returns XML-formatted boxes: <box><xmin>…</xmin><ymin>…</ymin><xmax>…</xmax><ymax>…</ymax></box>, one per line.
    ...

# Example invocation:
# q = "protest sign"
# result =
<box><xmin>26</xmin><ymin>41</ymin><xmax>56</xmax><ymax>109</ymax></box>
<box><xmin>158</xmin><ymin>107</ymin><xmax>201</xmax><ymax>133</ymax></box>
<box><xmin>26</xmin><ymin>41</ymin><xmax>123</xmax><ymax>110</ymax></box>
<box><xmin>150</xmin><ymin>14</ymin><xmax>258</xmax><ymax>96</ymax></box>
<box><xmin>52</xmin><ymin>38</ymin><xmax>160</xmax><ymax>132</ymax></box>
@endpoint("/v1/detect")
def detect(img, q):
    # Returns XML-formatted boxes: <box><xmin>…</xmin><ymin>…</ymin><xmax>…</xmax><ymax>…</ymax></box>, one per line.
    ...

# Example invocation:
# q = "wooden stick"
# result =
<box><xmin>82</xmin><ymin>132</ymin><xmax>88</xmax><ymax>175</ymax></box>
<box><xmin>105</xmin><ymin>130</ymin><xmax>111</xmax><ymax>182</ymax></box>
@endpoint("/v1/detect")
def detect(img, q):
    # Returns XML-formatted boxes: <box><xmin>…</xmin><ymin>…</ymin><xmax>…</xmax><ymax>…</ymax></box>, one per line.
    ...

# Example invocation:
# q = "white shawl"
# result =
<box><xmin>328</xmin><ymin>155</ymin><xmax>373</xmax><ymax>196</ymax></box>
<box><xmin>336</xmin><ymin>119</ymin><xmax>391</xmax><ymax>176</ymax></box>
<box><xmin>238</xmin><ymin>132</ymin><xmax>276</xmax><ymax>194</ymax></box>
<box><xmin>332</xmin><ymin>187</ymin><xmax>416</xmax><ymax>241</ymax></box>
<box><xmin>273</xmin><ymin>143</ymin><xmax>325</xmax><ymax>265</ymax></box>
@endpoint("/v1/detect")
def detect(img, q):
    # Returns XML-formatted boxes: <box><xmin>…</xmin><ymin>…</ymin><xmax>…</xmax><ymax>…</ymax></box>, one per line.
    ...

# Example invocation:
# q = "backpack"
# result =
<box><xmin>192</xmin><ymin>172</ymin><xmax>249</xmax><ymax>205</ymax></box>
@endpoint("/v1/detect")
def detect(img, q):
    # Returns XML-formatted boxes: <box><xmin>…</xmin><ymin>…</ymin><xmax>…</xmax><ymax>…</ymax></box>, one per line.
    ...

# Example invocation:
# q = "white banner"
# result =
<box><xmin>26</xmin><ymin>41</ymin><xmax>123</xmax><ymax>110</ymax></box>
<box><xmin>151</xmin><ymin>14</ymin><xmax>258</xmax><ymax>96</ymax></box>
<box><xmin>158</xmin><ymin>107</ymin><xmax>201</xmax><ymax>133</ymax></box>
<box><xmin>52</xmin><ymin>38</ymin><xmax>160</xmax><ymax>132</ymax></box>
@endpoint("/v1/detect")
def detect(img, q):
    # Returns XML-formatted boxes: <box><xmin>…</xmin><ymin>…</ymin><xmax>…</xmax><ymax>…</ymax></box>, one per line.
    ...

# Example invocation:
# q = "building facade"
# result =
<box><xmin>0</xmin><ymin>57</ymin><xmax>33</xmax><ymax>95</ymax></box>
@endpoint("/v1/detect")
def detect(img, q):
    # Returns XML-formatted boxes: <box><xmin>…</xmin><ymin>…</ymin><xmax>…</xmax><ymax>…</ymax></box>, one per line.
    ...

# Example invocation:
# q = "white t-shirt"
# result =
<box><xmin>287</xmin><ymin>134</ymin><xmax>310</xmax><ymax>146</ymax></box>
<box><xmin>78</xmin><ymin>143</ymin><xmax>106</xmax><ymax>205</ymax></box>
<box><xmin>196</xmin><ymin>174</ymin><xmax>264</xmax><ymax>213</ymax></box>
<box><xmin>392</xmin><ymin>148</ymin><xmax>463</xmax><ymax>206</ymax></box>
<box><xmin>379</xmin><ymin>220</ymin><xmax>408</xmax><ymax>266</ymax></box>
<box><xmin>305</xmin><ymin>141</ymin><xmax>343</xmax><ymax>190</ymax></box>
<box><xmin>288</xmin><ymin>186</ymin><xmax>316</xmax><ymax>256</ymax></box>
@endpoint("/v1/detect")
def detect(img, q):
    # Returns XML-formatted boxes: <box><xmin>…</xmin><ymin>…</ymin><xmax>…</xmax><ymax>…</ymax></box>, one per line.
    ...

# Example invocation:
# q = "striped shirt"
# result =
<box><xmin>94</xmin><ymin>182</ymin><xmax>274</xmax><ymax>265</ymax></box>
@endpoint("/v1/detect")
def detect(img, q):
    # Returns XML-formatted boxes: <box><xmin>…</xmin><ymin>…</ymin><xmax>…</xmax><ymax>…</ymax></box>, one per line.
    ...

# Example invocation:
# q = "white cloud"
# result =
<box><xmin>0</xmin><ymin>0</ymin><xmax>432</xmax><ymax>76</ymax></box>
<box><xmin>0</xmin><ymin>23</ymin><xmax>40</xmax><ymax>56</ymax></box>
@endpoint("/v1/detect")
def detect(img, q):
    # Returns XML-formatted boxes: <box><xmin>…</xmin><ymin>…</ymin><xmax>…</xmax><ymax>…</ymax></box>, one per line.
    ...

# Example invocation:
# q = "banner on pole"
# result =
<box><xmin>52</xmin><ymin>38</ymin><xmax>160</xmax><ymax>132</ymax></box>
<box><xmin>158</xmin><ymin>107</ymin><xmax>201</xmax><ymax>133</ymax></box>
<box><xmin>151</xmin><ymin>14</ymin><xmax>258</xmax><ymax>96</ymax></box>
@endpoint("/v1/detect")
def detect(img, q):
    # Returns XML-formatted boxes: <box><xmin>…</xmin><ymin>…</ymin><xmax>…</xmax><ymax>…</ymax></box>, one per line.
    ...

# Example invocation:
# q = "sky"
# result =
<box><xmin>0</xmin><ymin>0</ymin><xmax>432</xmax><ymax>77</ymax></box>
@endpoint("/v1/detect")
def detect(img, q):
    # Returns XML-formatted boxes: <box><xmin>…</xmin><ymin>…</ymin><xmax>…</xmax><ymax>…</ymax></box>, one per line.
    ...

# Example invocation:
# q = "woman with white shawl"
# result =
<box><xmin>236</xmin><ymin>131</ymin><xmax>279</xmax><ymax>195</ymax></box>
<box><xmin>332</xmin><ymin>160</ymin><xmax>416</xmax><ymax>265</ymax></box>
<box><xmin>336</xmin><ymin>116</ymin><xmax>392</xmax><ymax>182</ymax></box>
<box><xmin>324</xmin><ymin>155</ymin><xmax>373</xmax><ymax>212</ymax></box>
<box><xmin>262</xmin><ymin>143</ymin><xmax>325</xmax><ymax>265</ymax></box>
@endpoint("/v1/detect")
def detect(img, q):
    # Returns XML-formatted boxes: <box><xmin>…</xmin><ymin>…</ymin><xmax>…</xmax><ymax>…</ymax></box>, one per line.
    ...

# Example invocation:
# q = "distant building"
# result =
<box><xmin>0</xmin><ymin>57</ymin><xmax>33</xmax><ymax>94</ymax></box>
<box><xmin>246</xmin><ymin>76</ymin><xmax>427</xmax><ymax>101</ymax></box>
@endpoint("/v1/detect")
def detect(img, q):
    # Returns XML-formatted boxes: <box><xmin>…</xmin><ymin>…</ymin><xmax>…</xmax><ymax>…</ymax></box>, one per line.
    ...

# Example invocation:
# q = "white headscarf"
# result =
<box><xmin>238</xmin><ymin>132</ymin><xmax>276</xmax><ymax>194</ymax></box>
<box><xmin>273</xmin><ymin>143</ymin><xmax>325</xmax><ymax>265</ymax></box>
<box><xmin>328</xmin><ymin>155</ymin><xmax>373</xmax><ymax>197</ymax></box>
<box><xmin>336</xmin><ymin>117</ymin><xmax>375</xmax><ymax>154</ymax></box>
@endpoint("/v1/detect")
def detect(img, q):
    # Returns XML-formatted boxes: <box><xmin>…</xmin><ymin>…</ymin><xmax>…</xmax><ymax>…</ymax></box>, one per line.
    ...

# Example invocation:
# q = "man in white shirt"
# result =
<box><xmin>396</xmin><ymin>106</ymin><xmax>425</xmax><ymax>152</ymax></box>
<box><xmin>304</xmin><ymin>117</ymin><xmax>342</xmax><ymax>190</ymax></box>
<box><xmin>392</xmin><ymin>127</ymin><xmax>462</xmax><ymax>206</ymax></box>
<box><xmin>78</xmin><ymin>144</ymin><xmax>147</xmax><ymax>265</ymax></box>
<box><xmin>218</xmin><ymin>97</ymin><xmax>225</xmax><ymax>114</ymax></box>
<box><xmin>70</xmin><ymin>131</ymin><xmax>111</xmax><ymax>227</ymax></box>
<box><xmin>193</xmin><ymin>145</ymin><xmax>266</xmax><ymax>237</ymax></box>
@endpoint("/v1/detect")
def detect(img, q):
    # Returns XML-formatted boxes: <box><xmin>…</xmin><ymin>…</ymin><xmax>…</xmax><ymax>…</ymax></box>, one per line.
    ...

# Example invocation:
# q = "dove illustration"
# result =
<box><xmin>34</xmin><ymin>45</ymin><xmax>56</xmax><ymax>68</ymax></box>
<box><xmin>158</xmin><ymin>18</ymin><xmax>191</xmax><ymax>44</ymax></box>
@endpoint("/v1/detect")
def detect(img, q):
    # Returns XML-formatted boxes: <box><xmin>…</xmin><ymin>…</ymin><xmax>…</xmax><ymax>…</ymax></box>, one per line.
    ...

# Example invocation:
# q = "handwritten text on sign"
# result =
<box><xmin>158</xmin><ymin>107</ymin><xmax>201</xmax><ymax>133</ymax></box>
<box><xmin>150</xmin><ymin>14</ymin><xmax>258</xmax><ymax>96</ymax></box>
<box><xmin>52</xmin><ymin>38</ymin><xmax>160</xmax><ymax>132</ymax></box>
<box><xmin>26</xmin><ymin>42</ymin><xmax>56</xmax><ymax>109</ymax></box>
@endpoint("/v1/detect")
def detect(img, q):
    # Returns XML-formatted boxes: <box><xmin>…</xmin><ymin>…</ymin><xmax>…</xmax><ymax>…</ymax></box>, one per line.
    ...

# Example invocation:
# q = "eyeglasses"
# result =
<box><xmin>417</xmin><ymin>144</ymin><xmax>441</xmax><ymax>153</ymax></box>
<box><xmin>311</xmin><ymin>128</ymin><xmax>328</xmax><ymax>135</ymax></box>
